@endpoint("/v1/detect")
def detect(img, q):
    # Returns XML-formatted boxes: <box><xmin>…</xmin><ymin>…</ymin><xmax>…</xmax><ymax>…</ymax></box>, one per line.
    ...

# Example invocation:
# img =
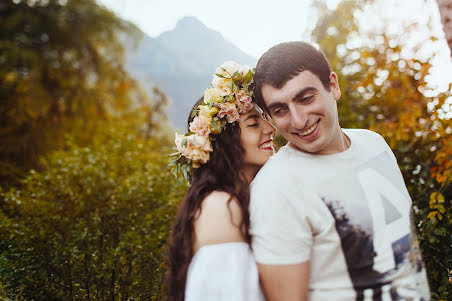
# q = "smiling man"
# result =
<box><xmin>249</xmin><ymin>42</ymin><xmax>430</xmax><ymax>301</ymax></box>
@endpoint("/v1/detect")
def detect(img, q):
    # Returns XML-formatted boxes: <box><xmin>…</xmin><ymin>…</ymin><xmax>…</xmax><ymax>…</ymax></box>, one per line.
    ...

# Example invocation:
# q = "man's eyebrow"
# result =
<box><xmin>267</xmin><ymin>102</ymin><xmax>285</xmax><ymax>112</ymax></box>
<box><xmin>267</xmin><ymin>87</ymin><xmax>318</xmax><ymax>112</ymax></box>
<box><xmin>292</xmin><ymin>87</ymin><xmax>317</xmax><ymax>101</ymax></box>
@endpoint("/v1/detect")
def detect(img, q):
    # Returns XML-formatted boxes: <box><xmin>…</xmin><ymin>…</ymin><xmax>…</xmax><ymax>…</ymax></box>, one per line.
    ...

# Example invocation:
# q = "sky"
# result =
<box><xmin>95</xmin><ymin>0</ymin><xmax>341</xmax><ymax>58</ymax></box>
<box><xmin>97</xmin><ymin>0</ymin><xmax>451</xmax><ymax>93</ymax></box>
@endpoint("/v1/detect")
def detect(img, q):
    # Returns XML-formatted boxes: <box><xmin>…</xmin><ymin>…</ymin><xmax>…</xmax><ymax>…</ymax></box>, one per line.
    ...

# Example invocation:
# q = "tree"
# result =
<box><xmin>311</xmin><ymin>0</ymin><xmax>451</xmax><ymax>299</ymax></box>
<box><xmin>0</xmin><ymin>0</ymin><xmax>153</xmax><ymax>187</ymax></box>
<box><xmin>436</xmin><ymin>0</ymin><xmax>452</xmax><ymax>56</ymax></box>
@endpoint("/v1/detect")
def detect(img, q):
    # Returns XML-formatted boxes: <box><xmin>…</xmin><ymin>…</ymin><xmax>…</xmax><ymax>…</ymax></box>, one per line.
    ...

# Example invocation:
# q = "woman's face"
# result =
<box><xmin>239</xmin><ymin>109</ymin><xmax>276</xmax><ymax>173</ymax></box>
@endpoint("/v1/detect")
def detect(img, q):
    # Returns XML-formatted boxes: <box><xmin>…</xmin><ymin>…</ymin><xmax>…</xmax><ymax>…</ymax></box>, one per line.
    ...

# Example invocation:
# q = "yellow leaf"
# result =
<box><xmin>427</xmin><ymin>211</ymin><xmax>437</xmax><ymax>220</ymax></box>
<box><xmin>437</xmin><ymin>193</ymin><xmax>445</xmax><ymax>203</ymax></box>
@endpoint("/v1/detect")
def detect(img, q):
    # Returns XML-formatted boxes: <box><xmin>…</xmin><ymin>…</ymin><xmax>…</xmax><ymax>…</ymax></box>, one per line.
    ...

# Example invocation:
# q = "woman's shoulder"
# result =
<box><xmin>193</xmin><ymin>191</ymin><xmax>246</xmax><ymax>251</ymax></box>
<box><xmin>199</xmin><ymin>191</ymin><xmax>243</xmax><ymax>219</ymax></box>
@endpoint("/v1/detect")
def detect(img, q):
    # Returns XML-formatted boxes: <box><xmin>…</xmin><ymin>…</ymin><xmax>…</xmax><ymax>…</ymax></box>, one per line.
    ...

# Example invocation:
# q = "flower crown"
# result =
<box><xmin>170</xmin><ymin>61</ymin><xmax>255</xmax><ymax>180</ymax></box>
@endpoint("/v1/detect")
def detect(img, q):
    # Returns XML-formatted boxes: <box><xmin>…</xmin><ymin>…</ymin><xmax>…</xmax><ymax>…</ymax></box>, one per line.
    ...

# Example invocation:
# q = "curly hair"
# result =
<box><xmin>165</xmin><ymin>97</ymin><xmax>251</xmax><ymax>301</ymax></box>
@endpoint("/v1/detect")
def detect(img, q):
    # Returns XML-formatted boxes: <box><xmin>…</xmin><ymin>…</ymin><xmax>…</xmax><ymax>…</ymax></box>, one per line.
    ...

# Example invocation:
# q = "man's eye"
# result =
<box><xmin>301</xmin><ymin>95</ymin><xmax>314</xmax><ymax>102</ymax></box>
<box><xmin>272</xmin><ymin>108</ymin><xmax>285</xmax><ymax>116</ymax></box>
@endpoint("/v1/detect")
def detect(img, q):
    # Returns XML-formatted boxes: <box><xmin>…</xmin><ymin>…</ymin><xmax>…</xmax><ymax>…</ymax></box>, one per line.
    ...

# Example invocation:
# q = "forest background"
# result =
<box><xmin>0</xmin><ymin>0</ymin><xmax>451</xmax><ymax>300</ymax></box>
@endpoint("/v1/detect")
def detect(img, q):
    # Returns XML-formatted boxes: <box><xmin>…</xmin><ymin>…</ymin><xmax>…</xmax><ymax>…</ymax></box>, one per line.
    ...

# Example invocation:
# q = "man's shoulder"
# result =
<box><xmin>345</xmin><ymin>128</ymin><xmax>381</xmax><ymax>138</ymax></box>
<box><xmin>345</xmin><ymin>128</ymin><xmax>387</xmax><ymax>146</ymax></box>
<box><xmin>253</xmin><ymin>146</ymin><xmax>298</xmax><ymax>182</ymax></box>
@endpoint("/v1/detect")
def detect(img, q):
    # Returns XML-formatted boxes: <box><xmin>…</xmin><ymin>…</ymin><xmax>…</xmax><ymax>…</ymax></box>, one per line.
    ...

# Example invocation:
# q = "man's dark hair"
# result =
<box><xmin>254</xmin><ymin>41</ymin><xmax>332</xmax><ymax>112</ymax></box>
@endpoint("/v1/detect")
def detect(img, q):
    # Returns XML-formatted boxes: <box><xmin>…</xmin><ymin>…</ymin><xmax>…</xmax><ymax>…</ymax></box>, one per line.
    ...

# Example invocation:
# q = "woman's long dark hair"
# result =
<box><xmin>165</xmin><ymin>97</ymin><xmax>251</xmax><ymax>300</ymax></box>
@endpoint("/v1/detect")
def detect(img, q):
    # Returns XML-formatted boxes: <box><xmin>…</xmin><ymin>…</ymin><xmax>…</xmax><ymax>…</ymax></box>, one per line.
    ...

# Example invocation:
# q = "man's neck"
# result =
<box><xmin>288</xmin><ymin>128</ymin><xmax>351</xmax><ymax>155</ymax></box>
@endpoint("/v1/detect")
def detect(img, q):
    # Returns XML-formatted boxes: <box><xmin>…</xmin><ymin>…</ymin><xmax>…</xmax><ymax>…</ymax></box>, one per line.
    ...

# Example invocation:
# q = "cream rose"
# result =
<box><xmin>203</xmin><ymin>87</ymin><xmax>224</xmax><ymax>104</ymax></box>
<box><xmin>212</xmin><ymin>61</ymin><xmax>240</xmax><ymax>96</ymax></box>
<box><xmin>216</xmin><ymin>61</ymin><xmax>240</xmax><ymax>77</ymax></box>
<box><xmin>190</xmin><ymin>134</ymin><xmax>212</xmax><ymax>151</ymax></box>
<box><xmin>175</xmin><ymin>133</ymin><xmax>212</xmax><ymax>166</ymax></box>
<box><xmin>189</xmin><ymin>149</ymin><xmax>210</xmax><ymax>167</ymax></box>
<box><xmin>198</xmin><ymin>105</ymin><xmax>213</xmax><ymax>123</ymax></box>
<box><xmin>239</xmin><ymin>65</ymin><xmax>251</xmax><ymax>77</ymax></box>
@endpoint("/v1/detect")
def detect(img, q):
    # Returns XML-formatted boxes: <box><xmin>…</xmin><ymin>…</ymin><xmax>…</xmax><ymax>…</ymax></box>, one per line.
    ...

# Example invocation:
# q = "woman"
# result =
<box><xmin>166</xmin><ymin>61</ymin><xmax>275</xmax><ymax>300</ymax></box>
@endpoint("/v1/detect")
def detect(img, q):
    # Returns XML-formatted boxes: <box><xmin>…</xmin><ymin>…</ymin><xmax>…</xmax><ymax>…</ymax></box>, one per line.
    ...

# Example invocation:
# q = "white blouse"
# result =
<box><xmin>184</xmin><ymin>242</ymin><xmax>265</xmax><ymax>301</ymax></box>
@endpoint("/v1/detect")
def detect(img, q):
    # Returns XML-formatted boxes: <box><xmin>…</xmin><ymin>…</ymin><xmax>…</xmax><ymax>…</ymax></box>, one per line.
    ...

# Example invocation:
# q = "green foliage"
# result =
<box><xmin>311</xmin><ymin>0</ymin><xmax>451</xmax><ymax>298</ymax></box>
<box><xmin>0</xmin><ymin>0</ymin><xmax>154</xmax><ymax>187</ymax></box>
<box><xmin>0</xmin><ymin>123</ymin><xmax>186</xmax><ymax>300</ymax></box>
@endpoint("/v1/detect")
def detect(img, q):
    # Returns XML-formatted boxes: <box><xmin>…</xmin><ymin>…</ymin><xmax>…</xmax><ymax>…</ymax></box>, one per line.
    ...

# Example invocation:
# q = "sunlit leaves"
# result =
<box><xmin>0</xmin><ymin>123</ymin><xmax>185</xmax><ymax>299</ymax></box>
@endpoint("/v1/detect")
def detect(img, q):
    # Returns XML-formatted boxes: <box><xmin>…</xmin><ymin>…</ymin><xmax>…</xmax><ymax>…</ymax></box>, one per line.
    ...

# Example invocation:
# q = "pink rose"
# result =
<box><xmin>235</xmin><ymin>90</ymin><xmax>253</xmax><ymax>113</ymax></box>
<box><xmin>217</xmin><ymin>102</ymin><xmax>239</xmax><ymax>123</ymax></box>
<box><xmin>189</xmin><ymin>116</ymin><xmax>211</xmax><ymax>136</ymax></box>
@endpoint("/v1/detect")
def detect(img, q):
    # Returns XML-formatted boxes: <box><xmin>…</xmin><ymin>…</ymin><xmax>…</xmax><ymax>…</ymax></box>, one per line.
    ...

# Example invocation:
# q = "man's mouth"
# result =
<box><xmin>297</xmin><ymin>121</ymin><xmax>319</xmax><ymax>137</ymax></box>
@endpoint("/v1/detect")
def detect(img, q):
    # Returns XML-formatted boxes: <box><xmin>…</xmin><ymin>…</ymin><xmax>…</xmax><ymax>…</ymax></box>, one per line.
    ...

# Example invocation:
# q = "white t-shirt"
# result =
<box><xmin>250</xmin><ymin>129</ymin><xmax>430</xmax><ymax>301</ymax></box>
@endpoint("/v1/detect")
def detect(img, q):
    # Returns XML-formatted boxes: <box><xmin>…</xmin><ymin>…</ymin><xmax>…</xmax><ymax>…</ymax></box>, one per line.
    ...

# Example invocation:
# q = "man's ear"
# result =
<box><xmin>329</xmin><ymin>72</ymin><xmax>341</xmax><ymax>101</ymax></box>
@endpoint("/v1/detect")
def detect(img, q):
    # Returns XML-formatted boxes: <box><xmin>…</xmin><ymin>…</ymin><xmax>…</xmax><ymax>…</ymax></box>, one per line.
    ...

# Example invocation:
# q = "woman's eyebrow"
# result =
<box><xmin>244</xmin><ymin>114</ymin><xmax>259</xmax><ymax>121</ymax></box>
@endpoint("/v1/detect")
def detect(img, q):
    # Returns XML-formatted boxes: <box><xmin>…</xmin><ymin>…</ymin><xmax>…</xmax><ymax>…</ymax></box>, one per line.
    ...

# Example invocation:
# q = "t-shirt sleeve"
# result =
<box><xmin>250</xmin><ymin>177</ymin><xmax>314</xmax><ymax>265</ymax></box>
<box><xmin>368</xmin><ymin>130</ymin><xmax>398</xmax><ymax>164</ymax></box>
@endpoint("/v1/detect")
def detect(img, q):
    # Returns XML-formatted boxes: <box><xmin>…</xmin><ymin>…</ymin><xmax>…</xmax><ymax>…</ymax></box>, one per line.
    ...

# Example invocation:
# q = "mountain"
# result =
<box><xmin>125</xmin><ymin>16</ymin><xmax>256</xmax><ymax>130</ymax></box>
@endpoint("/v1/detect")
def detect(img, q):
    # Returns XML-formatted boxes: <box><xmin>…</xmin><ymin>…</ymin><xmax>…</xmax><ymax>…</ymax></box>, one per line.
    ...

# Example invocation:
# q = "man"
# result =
<box><xmin>250</xmin><ymin>41</ymin><xmax>430</xmax><ymax>301</ymax></box>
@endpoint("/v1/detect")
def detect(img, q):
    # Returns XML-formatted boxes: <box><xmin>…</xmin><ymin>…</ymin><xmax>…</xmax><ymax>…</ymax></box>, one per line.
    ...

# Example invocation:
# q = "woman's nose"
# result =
<box><xmin>263</xmin><ymin>119</ymin><xmax>276</xmax><ymax>135</ymax></box>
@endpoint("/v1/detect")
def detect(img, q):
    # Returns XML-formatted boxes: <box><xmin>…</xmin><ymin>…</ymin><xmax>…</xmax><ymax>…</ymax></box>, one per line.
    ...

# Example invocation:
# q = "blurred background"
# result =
<box><xmin>0</xmin><ymin>0</ymin><xmax>451</xmax><ymax>300</ymax></box>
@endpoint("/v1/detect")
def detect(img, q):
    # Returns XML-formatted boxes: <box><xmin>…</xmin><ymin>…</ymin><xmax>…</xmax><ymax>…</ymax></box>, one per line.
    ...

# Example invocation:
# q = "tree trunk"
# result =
<box><xmin>437</xmin><ymin>0</ymin><xmax>452</xmax><ymax>56</ymax></box>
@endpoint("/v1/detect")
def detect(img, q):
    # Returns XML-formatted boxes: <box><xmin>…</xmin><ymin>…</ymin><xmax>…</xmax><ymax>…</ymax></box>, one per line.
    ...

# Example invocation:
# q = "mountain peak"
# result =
<box><xmin>175</xmin><ymin>16</ymin><xmax>206</xmax><ymax>31</ymax></box>
<box><xmin>127</xmin><ymin>16</ymin><xmax>256</xmax><ymax>129</ymax></box>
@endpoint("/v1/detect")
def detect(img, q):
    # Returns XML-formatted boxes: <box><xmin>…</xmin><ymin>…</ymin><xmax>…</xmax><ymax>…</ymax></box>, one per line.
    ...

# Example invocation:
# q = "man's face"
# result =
<box><xmin>261</xmin><ymin>71</ymin><xmax>343</xmax><ymax>155</ymax></box>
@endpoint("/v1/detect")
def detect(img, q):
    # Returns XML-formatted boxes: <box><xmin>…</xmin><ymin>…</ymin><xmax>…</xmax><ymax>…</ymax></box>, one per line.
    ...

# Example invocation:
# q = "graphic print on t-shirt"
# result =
<box><xmin>319</xmin><ymin>152</ymin><xmax>427</xmax><ymax>301</ymax></box>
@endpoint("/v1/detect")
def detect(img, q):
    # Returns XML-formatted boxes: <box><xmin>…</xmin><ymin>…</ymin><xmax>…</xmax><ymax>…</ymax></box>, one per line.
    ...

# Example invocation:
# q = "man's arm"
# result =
<box><xmin>257</xmin><ymin>261</ymin><xmax>310</xmax><ymax>301</ymax></box>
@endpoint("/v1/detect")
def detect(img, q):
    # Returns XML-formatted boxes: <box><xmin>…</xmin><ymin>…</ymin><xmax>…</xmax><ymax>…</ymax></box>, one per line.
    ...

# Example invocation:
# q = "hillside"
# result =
<box><xmin>126</xmin><ymin>16</ymin><xmax>256</xmax><ymax>129</ymax></box>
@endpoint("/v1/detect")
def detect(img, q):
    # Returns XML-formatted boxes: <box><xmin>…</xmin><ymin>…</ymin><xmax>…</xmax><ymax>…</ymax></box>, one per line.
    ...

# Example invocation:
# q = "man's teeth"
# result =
<box><xmin>300</xmin><ymin>122</ymin><xmax>317</xmax><ymax>136</ymax></box>
<box><xmin>260</xmin><ymin>142</ymin><xmax>273</xmax><ymax>149</ymax></box>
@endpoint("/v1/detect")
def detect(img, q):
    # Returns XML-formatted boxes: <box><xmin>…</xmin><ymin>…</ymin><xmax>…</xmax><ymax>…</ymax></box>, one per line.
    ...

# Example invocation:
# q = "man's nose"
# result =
<box><xmin>289</xmin><ymin>107</ymin><xmax>308</xmax><ymax>130</ymax></box>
